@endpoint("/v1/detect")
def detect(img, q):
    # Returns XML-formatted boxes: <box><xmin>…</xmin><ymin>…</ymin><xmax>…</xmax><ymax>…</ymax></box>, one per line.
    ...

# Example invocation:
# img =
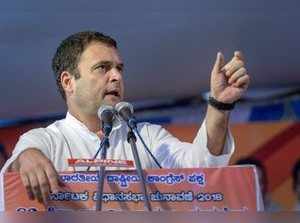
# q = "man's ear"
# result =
<box><xmin>61</xmin><ymin>71</ymin><xmax>74</xmax><ymax>96</ymax></box>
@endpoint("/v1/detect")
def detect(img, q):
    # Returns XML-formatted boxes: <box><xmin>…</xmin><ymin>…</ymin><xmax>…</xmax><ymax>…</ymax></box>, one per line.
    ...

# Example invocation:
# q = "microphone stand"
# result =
<box><xmin>86</xmin><ymin>140</ymin><xmax>105</xmax><ymax>171</ymax></box>
<box><xmin>132</xmin><ymin>128</ymin><xmax>162</xmax><ymax>169</ymax></box>
<box><xmin>128</xmin><ymin>119</ymin><xmax>162</xmax><ymax>169</ymax></box>
<box><xmin>127</xmin><ymin>127</ymin><xmax>152</xmax><ymax>211</ymax></box>
<box><xmin>96</xmin><ymin>128</ymin><xmax>111</xmax><ymax>211</ymax></box>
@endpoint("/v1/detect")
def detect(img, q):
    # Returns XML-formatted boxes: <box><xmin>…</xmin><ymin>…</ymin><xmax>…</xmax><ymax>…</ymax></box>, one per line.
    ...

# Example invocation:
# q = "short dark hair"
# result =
<box><xmin>292</xmin><ymin>160</ymin><xmax>300</xmax><ymax>191</ymax></box>
<box><xmin>52</xmin><ymin>31</ymin><xmax>118</xmax><ymax>100</ymax></box>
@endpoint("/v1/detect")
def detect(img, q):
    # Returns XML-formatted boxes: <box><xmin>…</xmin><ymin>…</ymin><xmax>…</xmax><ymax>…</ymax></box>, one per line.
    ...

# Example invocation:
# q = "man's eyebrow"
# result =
<box><xmin>91</xmin><ymin>61</ymin><xmax>112</xmax><ymax>71</ymax></box>
<box><xmin>90</xmin><ymin>61</ymin><xmax>124</xmax><ymax>71</ymax></box>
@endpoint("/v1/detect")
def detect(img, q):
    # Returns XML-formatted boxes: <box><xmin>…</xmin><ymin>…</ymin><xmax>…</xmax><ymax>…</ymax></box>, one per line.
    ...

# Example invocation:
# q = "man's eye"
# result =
<box><xmin>117</xmin><ymin>66</ymin><xmax>124</xmax><ymax>73</ymax></box>
<box><xmin>97</xmin><ymin>65</ymin><xmax>105</xmax><ymax>70</ymax></box>
<box><xmin>96</xmin><ymin>65</ymin><xmax>109</xmax><ymax>72</ymax></box>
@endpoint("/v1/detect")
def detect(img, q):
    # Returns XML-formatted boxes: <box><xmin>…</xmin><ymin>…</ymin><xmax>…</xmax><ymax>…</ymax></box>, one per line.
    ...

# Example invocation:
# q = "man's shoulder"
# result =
<box><xmin>21</xmin><ymin>118</ymin><xmax>66</xmax><ymax>139</ymax></box>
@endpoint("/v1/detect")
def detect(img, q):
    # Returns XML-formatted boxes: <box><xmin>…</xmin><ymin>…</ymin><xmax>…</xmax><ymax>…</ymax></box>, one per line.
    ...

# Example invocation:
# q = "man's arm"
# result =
<box><xmin>205</xmin><ymin>106</ymin><xmax>230</xmax><ymax>155</ymax></box>
<box><xmin>205</xmin><ymin>51</ymin><xmax>250</xmax><ymax>155</ymax></box>
<box><xmin>7</xmin><ymin>128</ymin><xmax>63</xmax><ymax>205</ymax></box>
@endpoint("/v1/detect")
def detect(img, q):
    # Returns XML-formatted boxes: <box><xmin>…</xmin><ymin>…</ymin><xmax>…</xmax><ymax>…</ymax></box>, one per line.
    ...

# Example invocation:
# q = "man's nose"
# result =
<box><xmin>109</xmin><ymin>67</ymin><xmax>122</xmax><ymax>82</ymax></box>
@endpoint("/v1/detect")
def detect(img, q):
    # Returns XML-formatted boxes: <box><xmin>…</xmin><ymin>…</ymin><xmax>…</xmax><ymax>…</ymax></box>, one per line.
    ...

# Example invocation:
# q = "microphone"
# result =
<box><xmin>87</xmin><ymin>105</ymin><xmax>114</xmax><ymax>171</ymax></box>
<box><xmin>115</xmin><ymin>101</ymin><xmax>163</xmax><ymax>169</ymax></box>
<box><xmin>116</xmin><ymin>101</ymin><xmax>162</xmax><ymax>169</ymax></box>
<box><xmin>115</xmin><ymin>101</ymin><xmax>137</xmax><ymax>129</ymax></box>
<box><xmin>97</xmin><ymin>105</ymin><xmax>115</xmax><ymax>136</ymax></box>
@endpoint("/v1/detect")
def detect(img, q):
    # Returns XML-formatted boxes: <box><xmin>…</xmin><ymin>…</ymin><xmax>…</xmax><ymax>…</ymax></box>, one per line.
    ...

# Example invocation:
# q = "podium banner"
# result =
<box><xmin>3</xmin><ymin>166</ymin><xmax>261</xmax><ymax>212</ymax></box>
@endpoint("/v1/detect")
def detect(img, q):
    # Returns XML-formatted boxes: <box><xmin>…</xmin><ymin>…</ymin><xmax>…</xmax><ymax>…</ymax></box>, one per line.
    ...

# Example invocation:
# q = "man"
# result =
<box><xmin>0</xmin><ymin>31</ymin><xmax>249</xmax><ymax>207</ymax></box>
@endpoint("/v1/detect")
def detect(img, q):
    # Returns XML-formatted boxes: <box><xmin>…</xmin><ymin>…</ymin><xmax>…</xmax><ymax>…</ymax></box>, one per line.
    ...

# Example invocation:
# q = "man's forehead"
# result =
<box><xmin>81</xmin><ymin>41</ymin><xmax>122</xmax><ymax>63</ymax></box>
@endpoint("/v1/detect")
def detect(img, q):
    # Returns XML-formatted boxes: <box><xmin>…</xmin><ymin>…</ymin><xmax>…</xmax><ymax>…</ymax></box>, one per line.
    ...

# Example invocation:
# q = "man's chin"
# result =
<box><xmin>102</xmin><ymin>96</ymin><xmax>122</xmax><ymax>107</ymax></box>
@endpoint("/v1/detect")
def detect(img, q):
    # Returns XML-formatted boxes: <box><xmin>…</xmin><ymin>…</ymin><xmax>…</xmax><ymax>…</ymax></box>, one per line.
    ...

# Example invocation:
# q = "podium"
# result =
<box><xmin>3</xmin><ymin>166</ymin><xmax>262</xmax><ymax>212</ymax></box>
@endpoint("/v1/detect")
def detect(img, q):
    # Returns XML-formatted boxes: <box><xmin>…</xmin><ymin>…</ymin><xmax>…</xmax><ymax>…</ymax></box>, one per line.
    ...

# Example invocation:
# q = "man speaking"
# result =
<box><xmin>0</xmin><ymin>31</ymin><xmax>250</xmax><ymax>208</ymax></box>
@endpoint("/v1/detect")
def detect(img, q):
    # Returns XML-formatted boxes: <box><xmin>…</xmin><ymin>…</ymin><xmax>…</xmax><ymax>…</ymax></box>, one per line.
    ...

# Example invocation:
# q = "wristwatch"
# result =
<box><xmin>208</xmin><ymin>96</ymin><xmax>235</xmax><ymax>111</ymax></box>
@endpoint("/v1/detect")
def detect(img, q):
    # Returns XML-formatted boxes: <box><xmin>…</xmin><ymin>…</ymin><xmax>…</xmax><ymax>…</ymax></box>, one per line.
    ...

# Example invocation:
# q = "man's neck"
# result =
<box><xmin>69</xmin><ymin>109</ymin><xmax>102</xmax><ymax>134</ymax></box>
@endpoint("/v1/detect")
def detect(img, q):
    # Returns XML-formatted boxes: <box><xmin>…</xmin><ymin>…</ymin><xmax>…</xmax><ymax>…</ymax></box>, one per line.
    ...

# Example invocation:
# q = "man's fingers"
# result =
<box><xmin>222</xmin><ymin>51</ymin><xmax>245</xmax><ymax>73</ymax></box>
<box><xmin>213</xmin><ymin>52</ymin><xmax>225</xmax><ymax>73</ymax></box>
<box><xmin>224</xmin><ymin>60</ymin><xmax>245</xmax><ymax>77</ymax></box>
<box><xmin>234</xmin><ymin>51</ymin><xmax>244</xmax><ymax>61</ymax></box>
<box><xmin>36</xmin><ymin>170</ymin><xmax>50</xmax><ymax>205</ymax></box>
<box><xmin>45</xmin><ymin>163</ymin><xmax>61</xmax><ymax>193</ymax></box>
<box><xmin>28</xmin><ymin>173</ymin><xmax>43</xmax><ymax>203</ymax></box>
<box><xmin>16</xmin><ymin>148</ymin><xmax>62</xmax><ymax>204</ymax></box>
<box><xmin>228</xmin><ymin>67</ymin><xmax>247</xmax><ymax>84</ymax></box>
<box><xmin>233</xmin><ymin>75</ymin><xmax>250</xmax><ymax>88</ymax></box>
<box><xmin>20</xmin><ymin>173</ymin><xmax>34</xmax><ymax>200</ymax></box>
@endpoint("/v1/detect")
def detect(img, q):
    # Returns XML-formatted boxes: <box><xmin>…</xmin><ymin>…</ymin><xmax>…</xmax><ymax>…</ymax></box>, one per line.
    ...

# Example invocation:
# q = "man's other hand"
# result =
<box><xmin>10</xmin><ymin>148</ymin><xmax>63</xmax><ymax>204</ymax></box>
<box><xmin>210</xmin><ymin>51</ymin><xmax>250</xmax><ymax>104</ymax></box>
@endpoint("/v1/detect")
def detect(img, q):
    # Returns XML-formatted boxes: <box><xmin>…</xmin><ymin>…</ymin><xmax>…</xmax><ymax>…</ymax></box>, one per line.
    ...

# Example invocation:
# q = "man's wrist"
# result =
<box><xmin>208</xmin><ymin>96</ymin><xmax>235</xmax><ymax>111</ymax></box>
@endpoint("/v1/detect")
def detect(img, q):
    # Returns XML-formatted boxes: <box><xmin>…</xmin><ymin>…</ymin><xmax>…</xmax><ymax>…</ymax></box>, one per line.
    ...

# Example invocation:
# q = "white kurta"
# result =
<box><xmin>0</xmin><ymin>112</ymin><xmax>234</xmax><ymax>210</ymax></box>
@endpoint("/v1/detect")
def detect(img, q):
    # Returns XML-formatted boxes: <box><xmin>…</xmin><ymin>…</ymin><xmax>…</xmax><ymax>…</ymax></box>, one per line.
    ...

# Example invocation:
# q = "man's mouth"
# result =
<box><xmin>104</xmin><ymin>90</ymin><xmax>120</xmax><ymax>98</ymax></box>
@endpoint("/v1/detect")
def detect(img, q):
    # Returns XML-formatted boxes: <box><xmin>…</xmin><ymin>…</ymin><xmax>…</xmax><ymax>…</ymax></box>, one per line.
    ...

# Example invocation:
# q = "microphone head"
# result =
<box><xmin>115</xmin><ymin>101</ymin><xmax>134</xmax><ymax>121</ymax></box>
<box><xmin>97</xmin><ymin>105</ymin><xmax>115</xmax><ymax>123</ymax></box>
